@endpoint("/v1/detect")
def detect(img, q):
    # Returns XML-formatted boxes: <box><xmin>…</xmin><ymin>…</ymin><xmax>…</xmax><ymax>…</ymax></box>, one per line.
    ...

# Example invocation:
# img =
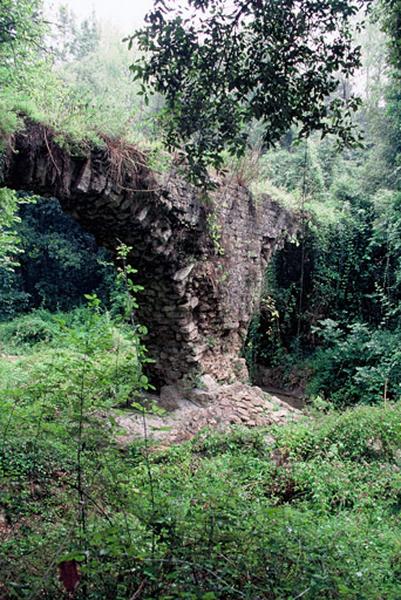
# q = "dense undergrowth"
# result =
<box><xmin>0</xmin><ymin>301</ymin><xmax>399</xmax><ymax>600</ymax></box>
<box><xmin>246</xmin><ymin>113</ymin><xmax>401</xmax><ymax>405</ymax></box>
<box><xmin>1</xmin><ymin>309</ymin><xmax>401</xmax><ymax>599</ymax></box>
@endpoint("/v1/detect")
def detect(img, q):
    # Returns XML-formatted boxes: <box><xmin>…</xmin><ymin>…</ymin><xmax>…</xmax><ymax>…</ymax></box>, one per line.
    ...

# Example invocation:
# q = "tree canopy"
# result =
<box><xmin>130</xmin><ymin>0</ymin><xmax>373</xmax><ymax>183</ymax></box>
<box><xmin>382</xmin><ymin>0</ymin><xmax>401</xmax><ymax>70</ymax></box>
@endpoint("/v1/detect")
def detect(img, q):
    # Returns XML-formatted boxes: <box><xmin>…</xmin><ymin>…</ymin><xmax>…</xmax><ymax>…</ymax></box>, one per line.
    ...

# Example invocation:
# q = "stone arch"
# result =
<box><xmin>2</xmin><ymin>120</ymin><xmax>296</xmax><ymax>386</ymax></box>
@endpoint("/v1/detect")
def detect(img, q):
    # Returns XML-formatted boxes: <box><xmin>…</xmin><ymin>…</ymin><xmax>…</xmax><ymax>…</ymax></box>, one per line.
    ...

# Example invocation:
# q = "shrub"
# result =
<box><xmin>0</xmin><ymin>311</ymin><xmax>56</xmax><ymax>348</ymax></box>
<box><xmin>308</xmin><ymin>319</ymin><xmax>401</xmax><ymax>405</ymax></box>
<box><xmin>2</xmin><ymin>389</ymin><xmax>401</xmax><ymax>598</ymax></box>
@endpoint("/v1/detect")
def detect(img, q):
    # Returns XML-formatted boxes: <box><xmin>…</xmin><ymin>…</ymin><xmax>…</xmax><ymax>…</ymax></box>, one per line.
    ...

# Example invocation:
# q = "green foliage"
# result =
<box><xmin>0</xmin><ymin>188</ymin><xmax>23</xmax><ymax>269</ymax></box>
<box><xmin>9</xmin><ymin>315</ymin><xmax>147</xmax><ymax>403</ymax></box>
<box><xmin>381</xmin><ymin>0</ymin><xmax>401</xmax><ymax>71</ymax></box>
<box><xmin>0</xmin><ymin>1</ymin><xmax>161</xmax><ymax>153</ymax></box>
<box><xmin>2</xmin><ymin>361</ymin><xmax>401</xmax><ymax>599</ymax></box>
<box><xmin>258</xmin><ymin>140</ymin><xmax>326</xmax><ymax>202</ymax></box>
<box><xmin>0</xmin><ymin>188</ymin><xmax>37</xmax><ymax>272</ymax></box>
<box><xmin>1</xmin><ymin>4</ymin><xmax>401</xmax><ymax>596</ymax></box>
<box><xmin>381</xmin><ymin>77</ymin><xmax>401</xmax><ymax>189</ymax></box>
<box><xmin>58</xmin><ymin>26</ymin><xmax>162</xmax><ymax>142</ymax></box>
<box><xmin>308</xmin><ymin>320</ymin><xmax>401</xmax><ymax>405</ymax></box>
<box><xmin>0</xmin><ymin>197</ymin><xmax>118</xmax><ymax>320</ymax></box>
<box><xmin>0</xmin><ymin>0</ymin><xmax>49</xmax><ymax>143</ymax></box>
<box><xmin>0</xmin><ymin>0</ymin><xmax>44</xmax><ymax>62</ymax></box>
<box><xmin>0</xmin><ymin>310</ymin><xmax>56</xmax><ymax>347</ymax></box>
<box><xmin>52</xmin><ymin>5</ymin><xmax>99</xmax><ymax>63</ymax></box>
<box><xmin>367</xmin><ymin>1</ymin><xmax>401</xmax><ymax>190</ymax></box>
<box><xmin>249</xmin><ymin>136</ymin><xmax>401</xmax><ymax>407</ymax></box>
<box><xmin>274</xmin><ymin>403</ymin><xmax>401</xmax><ymax>462</ymax></box>
<box><xmin>206</xmin><ymin>212</ymin><xmax>224</xmax><ymax>256</ymax></box>
<box><xmin>130</xmin><ymin>0</ymin><xmax>372</xmax><ymax>183</ymax></box>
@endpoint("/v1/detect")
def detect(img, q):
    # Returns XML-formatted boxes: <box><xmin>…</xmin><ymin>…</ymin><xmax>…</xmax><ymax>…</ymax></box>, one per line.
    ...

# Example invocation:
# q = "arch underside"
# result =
<box><xmin>3</xmin><ymin>121</ymin><xmax>296</xmax><ymax>386</ymax></box>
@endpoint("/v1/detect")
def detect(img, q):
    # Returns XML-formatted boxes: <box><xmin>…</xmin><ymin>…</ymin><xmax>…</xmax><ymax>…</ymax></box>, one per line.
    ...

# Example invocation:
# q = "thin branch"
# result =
<box><xmin>43</xmin><ymin>129</ymin><xmax>62</xmax><ymax>177</ymax></box>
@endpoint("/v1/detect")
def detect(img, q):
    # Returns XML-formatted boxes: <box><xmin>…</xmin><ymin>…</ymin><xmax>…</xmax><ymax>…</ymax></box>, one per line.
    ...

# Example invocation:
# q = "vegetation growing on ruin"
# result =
<box><xmin>1</xmin><ymin>0</ymin><xmax>401</xmax><ymax>597</ymax></box>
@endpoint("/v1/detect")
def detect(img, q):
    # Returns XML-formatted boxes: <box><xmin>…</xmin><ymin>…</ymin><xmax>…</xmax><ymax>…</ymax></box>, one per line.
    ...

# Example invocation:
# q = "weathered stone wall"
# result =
<box><xmin>3</xmin><ymin>121</ymin><xmax>297</xmax><ymax>386</ymax></box>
